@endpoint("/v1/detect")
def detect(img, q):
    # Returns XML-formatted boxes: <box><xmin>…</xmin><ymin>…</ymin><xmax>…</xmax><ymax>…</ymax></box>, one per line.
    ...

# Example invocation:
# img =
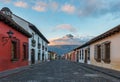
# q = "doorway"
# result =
<box><xmin>31</xmin><ymin>49</ymin><xmax>35</xmax><ymax>64</ymax></box>
<box><xmin>84</xmin><ymin>49</ymin><xmax>88</xmax><ymax>63</ymax></box>
<box><xmin>42</xmin><ymin>53</ymin><xmax>44</xmax><ymax>61</ymax></box>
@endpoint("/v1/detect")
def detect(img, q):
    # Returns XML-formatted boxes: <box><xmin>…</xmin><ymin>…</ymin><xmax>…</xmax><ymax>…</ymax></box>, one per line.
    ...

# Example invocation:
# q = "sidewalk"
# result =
<box><xmin>0</xmin><ymin>66</ymin><xmax>29</xmax><ymax>79</ymax></box>
<box><xmin>0</xmin><ymin>61</ymin><xmax>48</xmax><ymax>79</ymax></box>
<box><xmin>75</xmin><ymin>62</ymin><xmax>120</xmax><ymax>79</ymax></box>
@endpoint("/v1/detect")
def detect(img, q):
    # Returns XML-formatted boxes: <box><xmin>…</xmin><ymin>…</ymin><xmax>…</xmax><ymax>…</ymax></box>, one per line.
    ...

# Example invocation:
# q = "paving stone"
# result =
<box><xmin>0</xmin><ymin>60</ymin><xmax>120</xmax><ymax>82</ymax></box>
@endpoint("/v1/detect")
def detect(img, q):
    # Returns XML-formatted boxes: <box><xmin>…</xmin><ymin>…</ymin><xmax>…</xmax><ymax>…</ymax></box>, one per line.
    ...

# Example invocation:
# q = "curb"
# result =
<box><xmin>0</xmin><ymin>66</ymin><xmax>29</xmax><ymax>79</ymax></box>
<box><xmin>0</xmin><ymin>61</ymin><xmax>48</xmax><ymax>79</ymax></box>
<box><xmin>76</xmin><ymin>62</ymin><xmax>120</xmax><ymax>79</ymax></box>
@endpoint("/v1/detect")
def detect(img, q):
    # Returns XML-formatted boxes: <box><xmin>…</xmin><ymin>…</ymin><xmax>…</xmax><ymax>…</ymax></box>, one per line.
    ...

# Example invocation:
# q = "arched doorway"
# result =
<box><xmin>31</xmin><ymin>49</ymin><xmax>35</xmax><ymax>64</ymax></box>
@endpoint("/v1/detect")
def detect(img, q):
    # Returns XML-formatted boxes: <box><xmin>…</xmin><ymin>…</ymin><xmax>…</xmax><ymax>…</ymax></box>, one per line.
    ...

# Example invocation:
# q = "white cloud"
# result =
<box><xmin>77</xmin><ymin>0</ymin><xmax>120</xmax><ymax>17</ymax></box>
<box><xmin>14</xmin><ymin>1</ymin><xmax>28</xmax><ymax>8</ymax></box>
<box><xmin>32</xmin><ymin>1</ymin><xmax>48</xmax><ymax>12</ymax></box>
<box><xmin>50</xmin><ymin>2</ymin><xmax>58</xmax><ymax>11</ymax></box>
<box><xmin>54</xmin><ymin>24</ymin><xmax>77</xmax><ymax>33</ymax></box>
<box><xmin>61</xmin><ymin>4</ymin><xmax>76</xmax><ymax>14</ymax></box>
<box><xmin>0</xmin><ymin>0</ymin><xmax>11</xmax><ymax>3</ymax></box>
<box><xmin>49</xmin><ymin>34</ymin><xmax>93</xmax><ymax>45</ymax></box>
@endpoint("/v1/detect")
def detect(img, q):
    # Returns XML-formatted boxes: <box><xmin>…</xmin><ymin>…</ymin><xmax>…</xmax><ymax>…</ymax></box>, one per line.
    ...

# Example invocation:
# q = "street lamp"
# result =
<box><xmin>2</xmin><ymin>30</ymin><xmax>14</xmax><ymax>45</ymax></box>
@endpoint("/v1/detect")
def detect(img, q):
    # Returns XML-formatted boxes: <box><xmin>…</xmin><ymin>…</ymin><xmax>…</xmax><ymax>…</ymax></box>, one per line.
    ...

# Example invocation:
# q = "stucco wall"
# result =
<box><xmin>12</xmin><ymin>14</ymin><xmax>48</xmax><ymax>65</ymax></box>
<box><xmin>78</xmin><ymin>46</ymin><xmax>90</xmax><ymax>64</ymax></box>
<box><xmin>0</xmin><ymin>22</ymin><xmax>28</xmax><ymax>72</ymax></box>
<box><xmin>90</xmin><ymin>32</ymin><xmax>120</xmax><ymax>71</ymax></box>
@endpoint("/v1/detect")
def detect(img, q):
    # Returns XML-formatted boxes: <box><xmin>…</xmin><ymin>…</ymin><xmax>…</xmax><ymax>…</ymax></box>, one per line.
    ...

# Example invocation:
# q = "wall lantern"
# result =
<box><xmin>2</xmin><ymin>30</ymin><xmax>14</xmax><ymax>45</ymax></box>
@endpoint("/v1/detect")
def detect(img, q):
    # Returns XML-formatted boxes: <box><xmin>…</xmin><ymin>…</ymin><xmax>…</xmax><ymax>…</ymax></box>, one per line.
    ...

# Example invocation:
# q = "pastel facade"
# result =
<box><xmin>64</xmin><ymin>25</ymin><xmax>120</xmax><ymax>71</ymax></box>
<box><xmin>0</xmin><ymin>8</ymin><xmax>31</xmax><ymax>72</ymax></box>
<box><xmin>89</xmin><ymin>25</ymin><xmax>120</xmax><ymax>71</ymax></box>
<box><xmin>76</xmin><ymin>46</ymin><xmax>90</xmax><ymax>64</ymax></box>
<box><xmin>65</xmin><ymin>51</ymin><xmax>76</xmax><ymax>62</ymax></box>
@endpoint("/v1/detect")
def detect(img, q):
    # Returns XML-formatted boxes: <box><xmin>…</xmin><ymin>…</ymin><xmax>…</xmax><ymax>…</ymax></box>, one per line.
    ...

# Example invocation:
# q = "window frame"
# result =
<box><xmin>88</xmin><ymin>47</ymin><xmax>90</xmax><ymax>60</ymax></box>
<box><xmin>11</xmin><ymin>38</ymin><xmax>20</xmax><ymax>61</ymax></box>
<box><xmin>94</xmin><ymin>44</ymin><xmax>101</xmax><ymax>62</ymax></box>
<box><xmin>102</xmin><ymin>41</ymin><xmax>111</xmax><ymax>63</ymax></box>
<box><xmin>23</xmin><ymin>42</ymin><xmax>28</xmax><ymax>60</ymax></box>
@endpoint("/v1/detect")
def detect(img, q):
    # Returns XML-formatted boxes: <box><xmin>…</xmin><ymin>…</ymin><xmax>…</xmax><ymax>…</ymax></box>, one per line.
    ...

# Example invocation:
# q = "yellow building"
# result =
<box><xmin>48</xmin><ymin>51</ymin><xmax>57</xmax><ymax>60</ymax></box>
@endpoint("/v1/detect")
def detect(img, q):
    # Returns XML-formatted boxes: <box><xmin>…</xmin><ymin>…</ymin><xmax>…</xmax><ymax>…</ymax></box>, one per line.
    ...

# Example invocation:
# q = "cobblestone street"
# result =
<box><xmin>0</xmin><ymin>60</ymin><xmax>120</xmax><ymax>82</ymax></box>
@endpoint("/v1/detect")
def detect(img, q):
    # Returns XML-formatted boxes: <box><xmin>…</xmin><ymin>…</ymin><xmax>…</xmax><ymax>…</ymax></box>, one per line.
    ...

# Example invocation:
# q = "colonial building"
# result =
<box><xmin>65</xmin><ymin>24</ymin><xmax>120</xmax><ymax>71</ymax></box>
<box><xmin>1</xmin><ymin>7</ymin><xmax>49</xmax><ymax>65</ymax></box>
<box><xmin>74</xmin><ymin>44</ymin><xmax>90</xmax><ymax>64</ymax></box>
<box><xmin>89</xmin><ymin>25</ymin><xmax>120</xmax><ymax>71</ymax></box>
<box><xmin>28</xmin><ymin>24</ymin><xmax>49</xmax><ymax>64</ymax></box>
<box><xmin>65</xmin><ymin>50</ymin><xmax>76</xmax><ymax>62</ymax></box>
<box><xmin>0</xmin><ymin>8</ymin><xmax>31</xmax><ymax>72</ymax></box>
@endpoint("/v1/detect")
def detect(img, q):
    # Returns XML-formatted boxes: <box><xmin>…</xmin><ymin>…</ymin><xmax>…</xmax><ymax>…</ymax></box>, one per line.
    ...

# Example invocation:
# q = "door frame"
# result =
<box><xmin>31</xmin><ymin>49</ymin><xmax>35</xmax><ymax>64</ymax></box>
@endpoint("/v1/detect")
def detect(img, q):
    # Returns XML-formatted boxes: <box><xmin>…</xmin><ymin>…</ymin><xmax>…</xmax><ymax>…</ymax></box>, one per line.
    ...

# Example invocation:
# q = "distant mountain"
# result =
<box><xmin>48</xmin><ymin>34</ymin><xmax>94</xmax><ymax>56</ymax></box>
<box><xmin>49</xmin><ymin>34</ymin><xmax>93</xmax><ymax>45</ymax></box>
<box><xmin>48</xmin><ymin>45</ymin><xmax>79</xmax><ymax>56</ymax></box>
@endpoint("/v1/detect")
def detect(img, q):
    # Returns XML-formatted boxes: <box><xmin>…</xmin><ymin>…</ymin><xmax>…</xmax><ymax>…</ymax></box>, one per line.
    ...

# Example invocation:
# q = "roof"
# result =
<box><xmin>0</xmin><ymin>11</ymin><xmax>32</xmax><ymax>38</ymax></box>
<box><xmin>89</xmin><ymin>25</ymin><xmax>120</xmax><ymax>44</ymax></box>
<box><xmin>74</xmin><ymin>25</ymin><xmax>120</xmax><ymax>50</ymax></box>
<box><xmin>1</xmin><ymin>7</ymin><xmax>12</xmax><ymax>14</ymax></box>
<box><xmin>29</xmin><ymin>24</ymin><xmax>49</xmax><ymax>43</ymax></box>
<box><xmin>12</xmin><ymin>14</ymin><xmax>49</xmax><ymax>43</ymax></box>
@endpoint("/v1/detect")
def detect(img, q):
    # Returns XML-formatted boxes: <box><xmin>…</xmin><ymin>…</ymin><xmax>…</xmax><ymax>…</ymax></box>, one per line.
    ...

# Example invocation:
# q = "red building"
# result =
<box><xmin>70</xmin><ymin>51</ymin><xmax>76</xmax><ymax>62</ymax></box>
<box><xmin>0</xmin><ymin>8</ymin><xmax>31</xmax><ymax>72</ymax></box>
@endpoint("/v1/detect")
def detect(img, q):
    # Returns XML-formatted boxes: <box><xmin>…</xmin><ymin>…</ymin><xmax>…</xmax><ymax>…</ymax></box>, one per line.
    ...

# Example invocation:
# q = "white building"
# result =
<box><xmin>2</xmin><ymin>7</ymin><xmax>49</xmax><ymax>65</ymax></box>
<box><xmin>28</xmin><ymin>24</ymin><xmax>49</xmax><ymax>64</ymax></box>
<box><xmin>74</xmin><ymin>44</ymin><xmax>90</xmax><ymax>64</ymax></box>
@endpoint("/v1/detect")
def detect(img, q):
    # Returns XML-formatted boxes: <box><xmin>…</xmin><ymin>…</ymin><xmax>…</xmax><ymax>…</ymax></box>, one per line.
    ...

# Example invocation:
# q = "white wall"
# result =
<box><xmin>78</xmin><ymin>46</ymin><xmax>90</xmax><ymax>64</ymax></box>
<box><xmin>90</xmin><ymin>32</ymin><xmax>120</xmax><ymax>71</ymax></box>
<box><xmin>12</xmin><ymin>14</ymin><xmax>48</xmax><ymax>65</ymax></box>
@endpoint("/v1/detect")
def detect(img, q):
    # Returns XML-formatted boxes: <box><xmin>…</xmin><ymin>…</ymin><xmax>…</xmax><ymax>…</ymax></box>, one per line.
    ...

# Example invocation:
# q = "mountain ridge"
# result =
<box><xmin>48</xmin><ymin>34</ymin><xmax>94</xmax><ymax>56</ymax></box>
<box><xmin>48</xmin><ymin>45</ymin><xmax>79</xmax><ymax>56</ymax></box>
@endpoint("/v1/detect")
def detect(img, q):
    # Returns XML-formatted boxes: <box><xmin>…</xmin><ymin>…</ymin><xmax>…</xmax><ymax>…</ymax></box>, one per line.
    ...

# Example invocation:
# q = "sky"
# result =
<box><xmin>1</xmin><ymin>0</ymin><xmax>120</xmax><ymax>45</ymax></box>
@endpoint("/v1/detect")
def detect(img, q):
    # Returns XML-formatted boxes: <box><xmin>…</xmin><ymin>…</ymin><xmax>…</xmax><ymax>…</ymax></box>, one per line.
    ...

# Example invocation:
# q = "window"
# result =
<box><xmin>23</xmin><ymin>43</ymin><xmax>28</xmax><ymax>60</ymax></box>
<box><xmin>94</xmin><ymin>45</ymin><xmax>101</xmax><ymax>62</ymax></box>
<box><xmin>94</xmin><ymin>41</ymin><xmax>111</xmax><ymax>63</ymax></box>
<box><xmin>11</xmin><ymin>38</ymin><xmax>20</xmax><ymax>61</ymax></box>
<box><xmin>32</xmin><ymin>33</ymin><xmax>34</xmax><ymax>39</ymax></box>
<box><xmin>11</xmin><ymin>41</ymin><xmax>17</xmax><ymax>59</ymax></box>
<box><xmin>38</xmin><ymin>37</ymin><xmax>41</xmax><ymax>49</ymax></box>
<box><xmin>88</xmin><ymin>48</ymin><xmax>90</xmax><ymax>60</ymax></box>
<box><xmin>38</xmin><ymin>43</ymin><xmax>41</xmax><ymax>49</ymax></box>
<box><xmin>45</xmin><ymin>47</ymin><xmax>47</xmax><ymax>51</ymax></box>
<box><xmin>102</xmin><ymin>42</ymin><xmax>111</xmax><ymax>63</ymax></box>
<box><xmin>42</xmin><ymin>46</ymin><xmax>44</xmax><ymax>50</ymax></box>
<box><xmin>31</xmin><ymin>33</ymin><xmax>36</xmax><ymax>47</ymax></box>
<box><xmin>76</xmin><ymin>50</ymin><xmax>79</xmax><ymax>62</ymax></box>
